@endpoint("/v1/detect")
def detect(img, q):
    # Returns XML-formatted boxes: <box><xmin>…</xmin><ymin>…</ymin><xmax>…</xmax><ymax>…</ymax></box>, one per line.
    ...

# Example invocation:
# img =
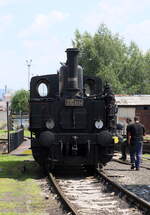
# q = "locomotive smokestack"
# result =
<box><xmin>59</xmin><ymin>48</ymin><xmax>83</xmax><ymax>97</ymax></box>
<box><xmin>66</xmin><ymin>48</ymin><xmax>79</xmax><ymax>91</ymax></box>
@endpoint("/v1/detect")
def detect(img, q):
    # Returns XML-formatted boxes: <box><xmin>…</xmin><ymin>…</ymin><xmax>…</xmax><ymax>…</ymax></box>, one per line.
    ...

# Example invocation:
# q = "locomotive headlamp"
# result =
<box><xmin>95</xmin><ymin>120</ymin><xmax>103</xmax><ymax>129</ymax></box>
<box><xmin>46</xmin><ymin>119</ymin><xmax>55</xmax><ymax>129</ymax></box>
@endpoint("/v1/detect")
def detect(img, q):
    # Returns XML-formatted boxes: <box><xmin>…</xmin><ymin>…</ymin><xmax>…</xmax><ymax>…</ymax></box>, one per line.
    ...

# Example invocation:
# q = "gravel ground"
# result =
<box><xmin>103</xmin><ymin>153</ymin><xmax>150</xmax><ymax>202</ymax></box>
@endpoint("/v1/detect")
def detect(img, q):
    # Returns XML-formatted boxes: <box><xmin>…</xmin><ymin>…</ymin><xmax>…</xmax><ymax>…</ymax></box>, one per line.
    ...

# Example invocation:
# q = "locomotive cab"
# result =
<box><xmin>29</xmin><ymin>48</ymin><xmax>117</xmax><ymax>169</ymax></box>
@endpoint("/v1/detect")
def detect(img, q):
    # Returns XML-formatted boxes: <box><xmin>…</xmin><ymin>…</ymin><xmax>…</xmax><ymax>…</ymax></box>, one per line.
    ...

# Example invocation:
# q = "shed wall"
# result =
<box><xmin>117</xmin><ymin>107</ymin><xmax>135</xmax><ymax>135</ymax></box>
<box><xmin>117</xmin><ymin>107</ymin><xmax>150</xmax><ymax>134</ymax></box>
<box><xmin>136</xmin><ymin>109</ymin><xmax>150</xmax><ymax>134</ymax></box>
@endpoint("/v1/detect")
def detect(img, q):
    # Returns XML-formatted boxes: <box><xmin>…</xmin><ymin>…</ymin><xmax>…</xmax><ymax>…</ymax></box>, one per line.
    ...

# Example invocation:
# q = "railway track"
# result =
<box><xmin>47</xmin><ymin>165</ymin><xmax>150</xmax><ymax>215</ymax></box>
<box><xmin>111</xmin><ymin>158</ymin><xmax>150</xmax><ymax>204</ymax></box>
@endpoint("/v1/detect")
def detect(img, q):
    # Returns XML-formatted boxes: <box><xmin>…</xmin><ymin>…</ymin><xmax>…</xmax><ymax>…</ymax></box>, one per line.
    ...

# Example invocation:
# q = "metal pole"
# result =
<box><xmin>6</xmin><ymin>102</ymin><xmax>10</xmax><ymax>153</ymax></box>
<box><xmin>20</xmin><ymin>110</ymin><xmax>23</xmax><ymax>128</ymax></box>
<box><xmin>26</xmin><ymin>59</ymin><xmax>32</xmax><ymax>90</ymax></box>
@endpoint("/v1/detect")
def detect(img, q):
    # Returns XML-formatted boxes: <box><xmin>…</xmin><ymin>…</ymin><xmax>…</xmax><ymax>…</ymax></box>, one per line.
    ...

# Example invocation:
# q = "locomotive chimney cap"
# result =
<box><xmin>65</xmin><ymin>48</ymin><xmax>79</xmax><ymax>53</ymax></box>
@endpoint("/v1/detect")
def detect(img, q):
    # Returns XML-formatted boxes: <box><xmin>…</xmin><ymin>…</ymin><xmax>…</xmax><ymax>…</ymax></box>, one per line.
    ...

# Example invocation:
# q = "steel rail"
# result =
<box><xmin>97</xmin><ymin>169</ymin><xmax>150</xmax><ymax>212</ymax></box>
<box><xmin>48</xmin><ymin>172</ymin><xmax>79</xmax><ymax>215</ymax></box>
<box><xmin>48</xmin><ymin>166</ymin><xmax>150</xmax><ymax>214</ymax></box>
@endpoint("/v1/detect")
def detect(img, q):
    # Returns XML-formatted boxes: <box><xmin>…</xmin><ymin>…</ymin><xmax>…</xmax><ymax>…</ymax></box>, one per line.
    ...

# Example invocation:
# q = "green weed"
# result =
<box><xmin>0</xmin><ymin>154</ymin><xmax>49</xmax><ymax>214</ymax></box>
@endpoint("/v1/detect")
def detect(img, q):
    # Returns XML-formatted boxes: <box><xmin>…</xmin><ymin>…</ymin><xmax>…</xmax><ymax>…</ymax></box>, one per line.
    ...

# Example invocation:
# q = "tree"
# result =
<box><xmin>143</xmin><ymin>50</ymin><xmax>150</xmax><ymax>94</ymax></box>
<box><xmin>11</xmin><ymin>90</ymin><xmax>29</xmax><ymax>114</ymax></box>
<box><xmin>121</xmin><ymin>42</ymin><xmax>145</xmax><ymax>94</ymax></box>
<box><xmin>72</xmin><ymin>24</ymin><xmax>146</xmax><ymax>94</ymax></box>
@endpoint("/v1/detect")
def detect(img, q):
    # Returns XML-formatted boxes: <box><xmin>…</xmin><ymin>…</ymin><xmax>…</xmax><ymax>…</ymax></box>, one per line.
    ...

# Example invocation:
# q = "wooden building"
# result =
<box><xmin>115</xmin><ymin>95</ymin><xmax>150</xmax><ymax>134</ymax></box>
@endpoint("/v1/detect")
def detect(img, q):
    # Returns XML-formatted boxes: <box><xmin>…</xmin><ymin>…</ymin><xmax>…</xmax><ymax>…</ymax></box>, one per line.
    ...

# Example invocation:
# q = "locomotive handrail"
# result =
<box><xmin>30</xmin><ymin>98</ymin><xmax>57</xmax><ymax>102</ymax></box>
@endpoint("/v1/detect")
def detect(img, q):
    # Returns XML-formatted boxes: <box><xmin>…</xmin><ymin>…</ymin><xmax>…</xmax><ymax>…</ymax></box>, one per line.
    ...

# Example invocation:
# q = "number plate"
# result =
<box><xmin>65</xmin><ymin>99</ymin><xmax>84</xmax><ymax>106</ymax></box>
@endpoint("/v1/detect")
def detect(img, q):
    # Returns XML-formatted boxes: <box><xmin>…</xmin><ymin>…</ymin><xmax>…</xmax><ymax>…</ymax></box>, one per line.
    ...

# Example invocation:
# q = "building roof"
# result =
<box><xmin>115</xmin><ymin>95</ymin><xmax>150</xmax><ymax>106</ymax></box>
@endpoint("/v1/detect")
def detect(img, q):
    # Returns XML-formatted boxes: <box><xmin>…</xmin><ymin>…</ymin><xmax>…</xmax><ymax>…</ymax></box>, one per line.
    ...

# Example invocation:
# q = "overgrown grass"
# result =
<box><xmin>0</xmin><ymin>154</ymin><xmax>50</xmax><ymax>214</ymax></box>
<box><xmin>144</xmin><ymin>135</ymin><xmax>150</xmax><ymax>141</ymax></box>
<box><xmin>24</xmin><ymin>129</ymin><xmax>31</xmax><ymax>138</ymax></box>
<box><xmin>0</xmin><ymin>130</ymin><xmax>18</xmax><ymax>139</ymax></box>
<box><xmin>0</xmin><ymin>130</ymin><xmax>7</xmax><ymax>134</ymax></box>
<box><xmin>0</xmin><ymin>130</ymin><xmax>7</xmax><ymax>139</ymax></box>
<box><xmin>143</xmin><ymin>154</ymin><xmax>150</xmax><ymax>158</ymax></box>
<box><xmin>23</xmin><ymin>149</ymin><xmax>32</xmax><ymax>155</ymax></box>
<box><xmin>0</xmin><ymin>129</ymin><xmax>31</xmax><ymax>139</ymax></box>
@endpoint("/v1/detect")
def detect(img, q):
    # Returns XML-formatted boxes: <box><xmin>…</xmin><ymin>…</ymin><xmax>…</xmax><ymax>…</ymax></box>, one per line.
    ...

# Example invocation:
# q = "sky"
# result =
<box><xmin>1</xmin><ymin>0</ymin><xmax>150</xmax><ymax>91</ymax></box>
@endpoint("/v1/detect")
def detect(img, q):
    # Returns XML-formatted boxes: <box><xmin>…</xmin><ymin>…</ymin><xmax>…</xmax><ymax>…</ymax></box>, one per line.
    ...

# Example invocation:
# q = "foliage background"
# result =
<box><xmin>73</xmin><ymin>24</ymin><xmax>150</xmax><ymax>94</ymax></box>
<box><xmin>11</xmin><ymin>90</ymin><xmax>29</xmax><ymax>113</ymax></box>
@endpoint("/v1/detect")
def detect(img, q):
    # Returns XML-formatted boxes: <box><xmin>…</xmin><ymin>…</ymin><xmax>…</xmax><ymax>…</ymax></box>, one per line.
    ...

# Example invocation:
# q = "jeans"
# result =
<box><xmin>130</xmin><ymin>141</ymin><xmax>143</xmax><ymax>169</ymax></box>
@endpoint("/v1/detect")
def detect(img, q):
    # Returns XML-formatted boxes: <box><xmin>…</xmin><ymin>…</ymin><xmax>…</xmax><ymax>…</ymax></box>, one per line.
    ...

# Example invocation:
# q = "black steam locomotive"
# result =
<box><xmin>29</xmin><ymin>48</ymin><xmax>117</xmax><ymax>169</ymax></box>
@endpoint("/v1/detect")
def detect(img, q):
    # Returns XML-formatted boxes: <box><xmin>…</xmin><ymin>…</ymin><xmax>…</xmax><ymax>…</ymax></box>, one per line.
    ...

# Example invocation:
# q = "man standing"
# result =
<box><xmin>127</xmin><ymin>116</ymin><xmax>145</xmax><ymax>170</ymax></box>
<box><xmin>119</xmin><ymin>118</ymin><xmax>132</xmax><ymax>161</ymax></box>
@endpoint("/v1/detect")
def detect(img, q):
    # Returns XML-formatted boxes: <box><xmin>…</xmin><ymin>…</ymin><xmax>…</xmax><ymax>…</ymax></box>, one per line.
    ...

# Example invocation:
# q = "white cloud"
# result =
<box><xmin>123</xmin><ymin>20</ymin><xmax>150</xmax><ymax>50</ymax></box>
<box><xmin>24</xmin><ymin>37</ymin><xmax>72</xmax><ymax>78</ymax></box>
<box><xmin>0</xmin><ymin>0</ymin><xmax>30</xmax><ymax>6</ymax></box>
<box><xmin>82</xmin><ymin>1</ymin><xmax>128</xmax><ymax>32</ymax></box>
<box><xmin>0</xmin><ymin>0</ymin><xmax>19</xmax><ymax>6</ymax></box>
<box><xmin>0</xmin><ymin>15</ymin><xmax>12</xmax><ymax>24</ymax></box>
<box><xmin>0</xmin><ymin>50</ymin><xmax>26</xmax><ymax>89</ymax></box>
<box><xmin>19</xmin><ymin>10</ymin><xmax>69</xmax><ymax>37</ymax></box>
<box><xmin>82</xmin><ymin>0</ymin><xmax>150</xmax><ymax>32</ymax></box>
<box><xmin>0</xmin><ymin>15</ymin><xmax>13</xmax><ymax>32</ymax></box>
<box><xmin>81</xmin><ymin>0</ymin><xmax>150</xmax><ymax>51</ymax></box>
<box><xmin>21</xmin><ymin>36</ymin><xmax>69</xmax><ymax>78</ymax></box>
<box><xmin>0</xmin><ymin>0</ymin><xmax>10</xmax><ymax>6</ymax></box>
<box><xmin>97</xmin><ymin>0</ymin><xmax>150</xmax><ymax>17</ymax></box>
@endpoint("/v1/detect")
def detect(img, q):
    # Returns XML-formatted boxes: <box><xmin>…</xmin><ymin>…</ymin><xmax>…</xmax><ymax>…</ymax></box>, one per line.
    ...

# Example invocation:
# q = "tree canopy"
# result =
<box><xmin>72</xmin><ymin>24</ymin><xmax>150</xmax><ymax>94</ymax></box>
<box><xmin>11</xmin><ymin>90</ymin><xmax>29</xmax><ymax>114</ymax></box>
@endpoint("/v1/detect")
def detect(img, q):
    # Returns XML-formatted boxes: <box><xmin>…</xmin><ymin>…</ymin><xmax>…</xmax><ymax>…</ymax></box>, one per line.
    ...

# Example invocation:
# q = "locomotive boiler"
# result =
<box><xmin>29</xmin><ymin>48</ymin><xmax>117</xmax><ymax>169</ymax></box>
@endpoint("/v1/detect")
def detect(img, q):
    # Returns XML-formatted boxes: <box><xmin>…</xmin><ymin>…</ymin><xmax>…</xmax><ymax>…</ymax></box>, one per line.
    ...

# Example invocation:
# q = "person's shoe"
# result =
<box><xmin>136</xmin><ymin>168</ymin><xmax>140</xmax><ymax>171</ymax></box>
<box><xmin>131</xmin><ymin>164</ymin><xmax>135</xmax><ymax>170</ymax></box>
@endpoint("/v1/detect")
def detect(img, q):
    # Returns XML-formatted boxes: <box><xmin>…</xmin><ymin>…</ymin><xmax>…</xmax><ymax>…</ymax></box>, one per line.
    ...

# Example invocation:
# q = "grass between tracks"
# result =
<box><xmin>143</xmin><ymin>154</ymin><xmax>150</xmax><ymax>159</ymax></box>
<box><xmin>0</xmin><ymin>129</ymin><xmax>31</xmax><ymax>139</ymax></box>
<box><xmin>0</xmin><ymin>153</ymin><xmax>50</xmax><ymax>215</ymax></box>
<box><xmin>24</xmin><ymin>130</ymin><xmax>31</xmax><ymax>138</ymax></box>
